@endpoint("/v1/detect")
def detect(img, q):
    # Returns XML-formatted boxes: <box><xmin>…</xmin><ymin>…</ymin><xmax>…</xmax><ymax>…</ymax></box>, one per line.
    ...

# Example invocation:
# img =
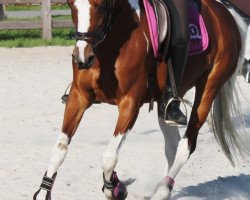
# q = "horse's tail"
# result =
<box><xmin>211</xmin><ymin>68</ymin><xmax>247</xmax><ymax>166</ymax></box>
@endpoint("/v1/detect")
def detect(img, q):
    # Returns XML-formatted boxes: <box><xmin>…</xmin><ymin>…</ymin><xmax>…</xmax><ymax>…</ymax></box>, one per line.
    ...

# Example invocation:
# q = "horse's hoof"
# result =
<box><xmin>33</xmin><ymin>172</ymin><xmax>57</xmax><ymax>200</ymax></box>
<box><xmin>113</xmin><ymin>181</ymin><xmax>128</xmax><ymax>200</ymax></box>
<box><xmin>102</xmin><ymin>171</ymin><xmax>128</xmax><ymax>200</ymax></box>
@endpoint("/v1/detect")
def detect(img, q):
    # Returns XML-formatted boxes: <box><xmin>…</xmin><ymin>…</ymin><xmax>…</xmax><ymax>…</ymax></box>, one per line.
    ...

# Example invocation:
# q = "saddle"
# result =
<box><xmin>143</xmin><ymin>0</ymin><xmax>209</xmax><ymax>59</ymax></box>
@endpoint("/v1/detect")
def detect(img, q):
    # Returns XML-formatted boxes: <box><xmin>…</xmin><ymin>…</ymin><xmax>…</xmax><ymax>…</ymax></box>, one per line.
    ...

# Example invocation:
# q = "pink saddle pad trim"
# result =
<box><xmin>143</xmin><ymin>0</ymin><xmax>159</xmax><ymax>58</ymax></box>
<box><xmin>143</xmin><ymin>1</ymin><xmax>209</xmax><ymax>58</ymax></box>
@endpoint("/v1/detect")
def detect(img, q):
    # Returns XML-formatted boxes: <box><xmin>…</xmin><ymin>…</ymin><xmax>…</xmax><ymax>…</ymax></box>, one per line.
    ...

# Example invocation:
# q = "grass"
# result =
<box><xmin>1</xmin><ymin>5</ymin><xmax>74</xmax><ymax>47</ymax></box>
<box><xmin>6</xmin><ymin>15</ymin><xmax>72</xmax><ymax>21</ymax></box>
<box><xmin>5</xmin><ymin>4</ymin><xmax>69</xmax><ymax>11</ymax></box>
<box><xmin>0</xmin><ymin>28</ymin><xmax>75</xmax><ymax>48</ymax></box>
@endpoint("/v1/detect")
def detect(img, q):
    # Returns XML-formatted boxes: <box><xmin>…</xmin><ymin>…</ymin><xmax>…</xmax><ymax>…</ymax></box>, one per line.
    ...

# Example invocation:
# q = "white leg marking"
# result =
<box><xmin>101</xmin><ymin>133</ymin><xmax>128</xmax><ymax>198</ymax></box>
<box><xmin>36</xmin><ymin>133</ymin><xmax>70</xmax><ymax>200</ymax></box>
<box><xmin>158</xmin><ymin>117</ymin><xmax>181</xmax><ymax>174</ymax></box>
<box><xmin>47</xmin><ymin>133</ymin><xmax>70</xmax><ymax>177</ymax></box>
<box><xmin>152</xmin><ymin>138</ymin><xmax>190</xmax><ymax>200</ymax></box>
<box><xmin>167</xmin><ymin>138</ymin><xmax>190</xmax><ymax>178</ymax></box>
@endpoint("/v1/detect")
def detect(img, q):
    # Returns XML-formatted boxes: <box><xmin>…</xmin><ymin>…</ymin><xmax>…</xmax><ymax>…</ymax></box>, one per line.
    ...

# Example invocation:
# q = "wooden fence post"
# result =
<box><xmin>0</xmin><ymin>4</ymin><xmax>6</xmax><ymax>21</ymax></box>
<box><xmin>42</xmin><ymin>0</ymin><xmax>52</xmax><ymax>40</ymax></box>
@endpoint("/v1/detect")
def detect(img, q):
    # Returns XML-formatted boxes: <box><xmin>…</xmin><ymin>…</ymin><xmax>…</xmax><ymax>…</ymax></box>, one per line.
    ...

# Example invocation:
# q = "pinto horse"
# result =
<box><xmin>34</xmin><ymin>0</ymin><xmax>245</xmax><ymax>199</ymax></box>
<box><xmin>220</xmin><ymin>0</ymin><xmax>250</xmax><ymax>82</ymax></box>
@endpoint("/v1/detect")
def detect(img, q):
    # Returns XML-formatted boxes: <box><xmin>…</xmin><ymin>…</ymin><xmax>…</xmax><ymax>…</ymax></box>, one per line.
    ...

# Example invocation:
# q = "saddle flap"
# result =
<box><xmin>143</xmin><ymin>0</ymin><xmax>170</xmax><ymax>58</ymax></box>
<box><xmin>153</xmin><ymin>0</ymin><xmax>169</xmax><ymax>46</ymax></box>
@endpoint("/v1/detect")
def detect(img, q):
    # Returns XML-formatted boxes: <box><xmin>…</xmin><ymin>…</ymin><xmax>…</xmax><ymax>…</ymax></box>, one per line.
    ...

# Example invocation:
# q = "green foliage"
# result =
<box><xmin>6</xmin><ymin>15</ymin><xmax>71</xmax><ymax>22</ymax></box>
<box><xmin>1</xmin><ymin>5</ymin><xmax>73</xmax><ymax>47</ymax></box>
<box><xmin>0</xmin><ymin>28</ymin><xmax>75</xmax><ymax>48</ymax></box>
<box><xmin>5</xmin><ymin>4</ymin><xmax>69</xmax><ymax>11</ymax></box>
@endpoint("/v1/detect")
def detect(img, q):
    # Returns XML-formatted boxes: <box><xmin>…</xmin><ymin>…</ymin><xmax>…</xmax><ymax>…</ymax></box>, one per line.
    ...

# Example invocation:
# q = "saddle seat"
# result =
<box><xmin>143</xmin><ymin>0</ymin><xmax>209</xmax><ymax>59</ymax></box>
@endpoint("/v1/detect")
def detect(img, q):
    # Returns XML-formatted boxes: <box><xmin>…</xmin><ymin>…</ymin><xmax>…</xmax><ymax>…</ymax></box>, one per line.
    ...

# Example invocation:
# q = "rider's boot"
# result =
<box><xmin>160</xmin><ymin>86</ymin><xmax>187</xmax><ymax>125</ymax></box>
<box><xmin>160</xmin><ymin>44</ymin><xmax>188</xmax><ymax>125</ymax></box>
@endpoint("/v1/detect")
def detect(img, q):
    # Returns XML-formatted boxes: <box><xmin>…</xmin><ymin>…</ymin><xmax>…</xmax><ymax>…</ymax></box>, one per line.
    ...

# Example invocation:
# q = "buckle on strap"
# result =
<box><xmin>40</xmin><ymin>172</ymin><xmax>57</xmax><ymax>192</ymax></box>
<box><xmin>102</xmin><ymin>172</ymin><xmax>116</xmax><ymax>191</ymax></box>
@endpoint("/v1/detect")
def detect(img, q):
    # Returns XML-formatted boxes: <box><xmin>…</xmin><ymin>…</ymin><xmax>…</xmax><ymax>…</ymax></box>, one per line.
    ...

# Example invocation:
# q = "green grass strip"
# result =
<box><xmin>6</xmin><ymin>15</ymin><xmax>71</xmax><ymax>21</ymax></box>
<box><xmin>6</xmin><ymin>5</ymin><xmax>69</xmax><ymax>11</ymax></box>
<box><xmin>0</xmin><ymin>28</ymin><xmax>75</xmax><ymax>47</ymax></box>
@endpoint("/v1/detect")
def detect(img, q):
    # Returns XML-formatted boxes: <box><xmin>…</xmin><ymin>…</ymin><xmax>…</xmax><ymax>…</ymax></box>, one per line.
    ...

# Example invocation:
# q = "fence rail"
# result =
<box><xmin>0</xmin><ymin>0</ymin><xmax>74</xmax><ymax>40</ymax></box>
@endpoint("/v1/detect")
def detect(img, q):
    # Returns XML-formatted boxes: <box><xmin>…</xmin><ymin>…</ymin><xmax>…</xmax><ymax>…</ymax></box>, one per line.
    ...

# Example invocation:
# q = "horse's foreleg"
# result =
<box><xmin>102</xmin><ymin>97</ymin><xmax>140</xmax><ymax>200</ymax></box>
<box><xmin>34</xmin><ymin>87</ymin><xmax>91</xmax><ymax>200</ymax></box>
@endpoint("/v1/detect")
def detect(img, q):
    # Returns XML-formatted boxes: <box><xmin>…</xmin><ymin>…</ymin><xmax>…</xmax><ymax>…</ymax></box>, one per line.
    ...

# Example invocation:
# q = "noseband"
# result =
<box><xmin>75</xmin><ymin>0</ymin><xmax>115</xmax><ymax>49</ymax></box>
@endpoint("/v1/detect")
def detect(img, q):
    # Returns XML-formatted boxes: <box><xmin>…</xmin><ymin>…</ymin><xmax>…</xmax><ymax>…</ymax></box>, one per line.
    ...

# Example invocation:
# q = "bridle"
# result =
<box><xmin>75</xmin><ymin>0</ymin><xmax>115</xmax><ymax>49</ymax></box>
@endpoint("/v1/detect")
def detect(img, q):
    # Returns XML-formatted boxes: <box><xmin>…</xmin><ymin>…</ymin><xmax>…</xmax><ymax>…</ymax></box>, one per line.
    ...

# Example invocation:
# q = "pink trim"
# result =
<box><xmin>164</xmin><ymin>176</ymin><xmax>175</xmax><ymax>187</ymax></box>
<box><xmin>143</xmin><ymin>2</ymin><xmax>209</xmax><ymax>57</ymax></box>
<box><xmin>143</xmin><ymin>0</ymin><xmax>159</xmax><ymax>58</ymax></box>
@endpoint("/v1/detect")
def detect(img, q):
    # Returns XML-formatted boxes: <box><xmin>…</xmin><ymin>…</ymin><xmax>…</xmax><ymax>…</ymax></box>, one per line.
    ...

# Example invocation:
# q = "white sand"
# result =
<box><xmin>0</xmin><ymin>47</ymin><xmax>249</xmax><ymax>200</ymax></box>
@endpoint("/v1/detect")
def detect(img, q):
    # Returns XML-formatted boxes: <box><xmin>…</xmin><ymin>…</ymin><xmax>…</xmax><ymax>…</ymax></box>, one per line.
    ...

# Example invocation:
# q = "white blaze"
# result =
<box><xmin>74</xmin><ymin>0</ymin><xmax>91</xmax><ymax>62</ymax></box>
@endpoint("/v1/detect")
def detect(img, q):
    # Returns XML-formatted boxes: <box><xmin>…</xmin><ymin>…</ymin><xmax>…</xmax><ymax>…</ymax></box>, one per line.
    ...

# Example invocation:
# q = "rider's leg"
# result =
<box><xmin>160</xmin><ymin>0</ymin><xmax>190</xmax><ymax>125</ymax></box>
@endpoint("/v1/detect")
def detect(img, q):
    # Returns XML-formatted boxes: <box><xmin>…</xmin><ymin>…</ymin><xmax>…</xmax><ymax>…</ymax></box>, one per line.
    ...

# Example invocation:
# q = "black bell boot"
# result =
<box><xmin>33</xmin><ymin>172</ymin><xmax>57</xmax><ymax>200</ymax></box>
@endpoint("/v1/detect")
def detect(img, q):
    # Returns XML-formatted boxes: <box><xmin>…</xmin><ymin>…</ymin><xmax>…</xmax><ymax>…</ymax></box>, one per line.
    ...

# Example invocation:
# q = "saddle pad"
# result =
<box><xmin>188</xmin><ymin>4</ymin><xmax>209</xmax><ymax>55</ymax></box>
<box><xmin>143</xmin><ymin>0</ymin><xmax>159</xmax><ymax>58</ymax></box>
<box><xmin>143</xmin><ymin>0</ymin><xmax>209</xmax><ymax>57</ymax></box>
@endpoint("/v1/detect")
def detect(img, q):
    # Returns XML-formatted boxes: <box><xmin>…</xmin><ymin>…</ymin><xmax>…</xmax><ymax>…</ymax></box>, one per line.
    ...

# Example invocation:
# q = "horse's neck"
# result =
<box><xmin>97</xmin><ymin>0</ymin><xmax>145</xmax><ymax>55</ymax></box>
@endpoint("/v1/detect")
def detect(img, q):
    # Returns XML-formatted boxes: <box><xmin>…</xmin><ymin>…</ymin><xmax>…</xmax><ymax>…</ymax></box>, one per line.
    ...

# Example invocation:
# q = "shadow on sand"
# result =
<box><xmin>171</xmin><ymin>174</ymin><xmax>250</xmax><ymax>200</ymax></box>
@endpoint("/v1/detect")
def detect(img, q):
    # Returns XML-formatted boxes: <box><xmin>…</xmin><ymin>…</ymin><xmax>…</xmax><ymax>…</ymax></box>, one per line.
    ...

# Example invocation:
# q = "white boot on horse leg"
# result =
<box><xmin>101</xmin><ymin>133</ymin><xmax>128</xmax><ymax>200</ymax></box>
<box><xmin>152</xmin><ymin>137</ymin><xmax>190</xmax><ymax>200</ymax></box>
<box><xmin>34</xmin><ymin>133</ymin><xmax>70</xmax><ymax>200</ymax></box>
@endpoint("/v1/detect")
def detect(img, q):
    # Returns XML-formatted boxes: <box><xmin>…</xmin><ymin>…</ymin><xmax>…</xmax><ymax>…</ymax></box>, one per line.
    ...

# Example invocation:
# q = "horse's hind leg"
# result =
<box><xmin>152</xmin><ymin>68</ymin><xmax>231</xmax><ymax>199</ymax></box>
<box><xmin>33</xmin><ymin>86</ymin><xmax>92</xmax><ymax>200</ymax></box>
<box><xmin>158</xmin><ymin>117</ymin><xmax>181</xmax><ymax>174</ymax></box>
<box><xmin>102</xmin><ymin>97</ymin><xmax>140</xmax><ymax>200</ymax></box>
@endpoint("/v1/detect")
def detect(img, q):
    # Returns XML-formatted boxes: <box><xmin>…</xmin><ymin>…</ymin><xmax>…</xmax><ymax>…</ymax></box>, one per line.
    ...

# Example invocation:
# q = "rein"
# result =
<box><xmin>75</xmin><ymin>0</ymin><xmax>115</xmax><ymax>49</ymax></box>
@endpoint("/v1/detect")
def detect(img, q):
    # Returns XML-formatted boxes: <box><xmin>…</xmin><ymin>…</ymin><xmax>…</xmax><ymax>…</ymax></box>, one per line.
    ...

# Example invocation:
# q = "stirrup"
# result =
<box><xmin>163</xmin><ymin>96</ymin><xmax>188</xmax><ymax>126</ymax></box>
<box><xmin>246</xmin><ymin>71</ymin><xmax>250</xmax><ymax>83</ymax></box>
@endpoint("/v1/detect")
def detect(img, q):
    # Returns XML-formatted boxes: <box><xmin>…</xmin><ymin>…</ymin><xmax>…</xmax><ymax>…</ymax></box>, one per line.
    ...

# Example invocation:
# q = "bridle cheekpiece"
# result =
<box><xmin>75</xmin><ymin>0</ymin><xmax>115</xmax><ymax>49</ymax></box>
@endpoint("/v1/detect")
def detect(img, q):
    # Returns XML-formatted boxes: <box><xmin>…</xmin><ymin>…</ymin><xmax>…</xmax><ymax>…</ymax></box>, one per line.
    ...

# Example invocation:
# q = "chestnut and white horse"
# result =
<box><xmin>219</xmin><ymin>0</ymin><xmax>250</xmax><ymax>82</ymax></box>
<box><xmin>34</xmin><ymin>0</ymin><xmax>247</xmax><ymax>199</ymax></box>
